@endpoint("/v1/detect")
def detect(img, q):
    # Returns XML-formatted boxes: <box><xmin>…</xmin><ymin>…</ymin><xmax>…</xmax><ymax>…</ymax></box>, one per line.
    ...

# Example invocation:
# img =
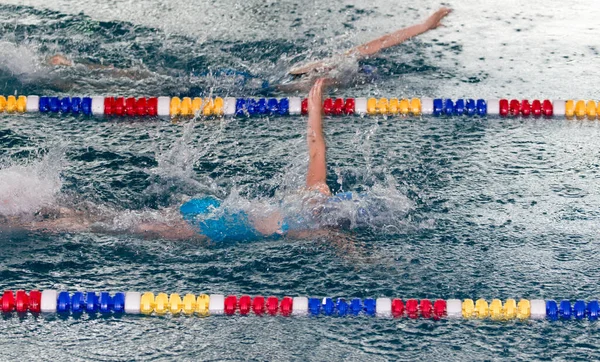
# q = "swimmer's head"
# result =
<box><xmin>316</xmin><ymin>192</ymin><xmax>372</xmax><ymax>229</ymax></box>
<box><xmin>48</xmin><ymin>54</ymin><xmax>73</xmax><ymax>67</ymax></box>
<box><xmin>359</xmin><ymin>65</ymin><xmax>377</xmax><ymax>75</ymax></box>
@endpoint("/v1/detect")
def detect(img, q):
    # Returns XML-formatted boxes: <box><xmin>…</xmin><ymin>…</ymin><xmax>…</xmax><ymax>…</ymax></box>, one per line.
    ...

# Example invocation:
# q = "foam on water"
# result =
<box><xmin>0</xmin><ymin>146</ymin><xmax>64</xmax><ymax>216</ymax></box>
<box><xmin>236</xmin><ymin>121</ymin><xmax>414</xmax><ymax>234</ymax></box>
<box><xmin>0</xmin><ymin>41</ymin><xmax>45</xmax><ymax>80</ymax></box>
<box><xmin>144</xmin><ymin>122</ymin><xmax>224</xmax><ymax>202</ymax></box>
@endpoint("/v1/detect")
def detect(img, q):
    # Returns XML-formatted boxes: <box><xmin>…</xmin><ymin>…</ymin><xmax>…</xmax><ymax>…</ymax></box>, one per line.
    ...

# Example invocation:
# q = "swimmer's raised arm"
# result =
<box><xmin>350</xmin><ymin>7</ymin><xmax>452</xmax><ymax>57</ymax></box>
<box><xmin>288</xmin><ymin>7</ymin><xmax>452</xmax><ymax>75</ymax></box>
<box><xmin>305</xmin><ymin>78</ymin><xmax>331</xmax><ymax>195</ymax></box>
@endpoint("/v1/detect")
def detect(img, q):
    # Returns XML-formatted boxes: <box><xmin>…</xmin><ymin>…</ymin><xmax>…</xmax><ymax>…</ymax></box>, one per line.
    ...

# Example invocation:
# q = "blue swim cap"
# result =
<box><xmin>180</xmin><ymin>197</ymin><xmax>261</xmax><ymax>242</ymax></box>
<box><xmin>359</xmin><ymin>65</ymin><xmax>377</xmax><ymax>75</ymax></box>
<box><xmin>323</xmin><ymin>192</ymin><xmax>371</xmax><ymax>227</ymax></box>
<box><xmin>328</xmin><ymin>191</ymin><xmax>354</xmax><ymax>202</ymax></box>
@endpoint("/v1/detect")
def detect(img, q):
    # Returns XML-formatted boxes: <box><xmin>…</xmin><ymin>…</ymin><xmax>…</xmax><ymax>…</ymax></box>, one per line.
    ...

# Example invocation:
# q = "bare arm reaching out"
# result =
<box><xmin>305</xmin><ymin>78</ymin><xmax>332</xmax><ymax>195</ymax></box>
<box><xmin>350</xmin><ymin>7</ymin><xmax>452</xmax><ymax>57</ymax></box>
<box><xmin>289</xmin><ymin>7</ymin><xmax>452</xmax><ymax>75</ymax></box>
<box><xmin>2</xmin><ymin>206</ymin><xmax>203</xmax><ymax>241</ymax></box>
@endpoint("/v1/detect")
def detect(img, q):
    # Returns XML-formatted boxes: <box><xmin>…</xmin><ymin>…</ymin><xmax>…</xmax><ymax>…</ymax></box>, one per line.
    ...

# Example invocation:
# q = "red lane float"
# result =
<box><xmin>499</xmin><ymin>99</ymin><xmax>509</xmax><ymax>117</ymax></box>
<box><xmin>301</xmin><ymin>98</ymin><xmax>308</xmax><ymax>115</ymax></box>
<box><xmin>114</xmin><ymin>97</ymin><xmax>125</xmax><ymax>116</ymax></box>
<box><xmin>239</xmin><ymin>295</ymin><xmax>251</xmax><ymax>315</ymax></box>
<box><xmin>1</xmin><ymin>291</ymin><xmax>15</xmax><ymax>313</ymax></box>
<box><xmin>406</xmin><ymin>299</ymin><xmax>418</xmax><ymax>319</ymax></box>
<box><xmin>392</xmin><ymin>299</ymin><xmax>404</xmax><ymax>317</ymax></box>
<box><xmin>29</xmin><ymin>290</ymin><xmax>41</xmax><ymax>313</ymax></box>
<box><xmin>420</xmin><ymin>299</ymin><xmax>433</xmax><ymax>318</ymax></box>
<box><xmin>343</xmin><ymin>98</ymin><xmax>355</xmax><ymax>115</ymax></box>
<box><xmin>224</xmin><ymin>295</ymin><xmax>237</xmax><ymax>315</ymax></box>
<box><xmin>15</xmin><ymin>290</ymin><xmax>29</xmax><ymax>313</ymax></box>
<box><xmin>135</xmin><ymin>98</ymin><xmax>147</xmax><ymax>116</ymax></box>
<box><xmin>147</xmin><ymin>97</ymin><xmax>158</xmax><ymax>116</ymax></box>
<box><xmin>509</xmin><ymin>99</ymin><xmax>520</xmax><ymax>116</ymax></box>
<box><xmin>280</xmin><ymin>296</ymin><xmax>293</xmax><ymax>316</ymax></box>
<box><xmin>542</xmin><ymin>100</ymin><xmax>553</xmax><ymax>117</ymax></box>
<box><xmin>531</xmin><ymin>100</ymin><xmax>542</xmax><ymax>117</ymax></box>
<box><xmin>433</xmin><ymin>299</ymin><xmax>446</xmax><ymax>319</ymax></box>
<box><xmin>521</xmin><ymin>100</ymin><xmax>531</xmax><ymax>117</ymax></box>
<box><xmin>104</xmin><ymin>97</ymin><xmax>114</xmax><ymax>115</ymax></box>
<box><xmin>323</xmin><ymin>98</ymin><xmax>334</xmax><ymax>115</ymax></box>
<box><xmin>252</xmin><ymin>296</ymin><xmax>265</xmax><ymax>315</ymax></box>
<box><xmin>333</xmin><ymin>98</ymin><xmax>344</xmax><ymax>115</ymax></box>
<box><xmin>266</xmin><ymin>296</ymin><xmax>279</xmax><ymax>315</ymax></box>
<box><xmin>125</xmin><ymin>97</ymin><xmax>136</xmax><ymax>116</ymax></box>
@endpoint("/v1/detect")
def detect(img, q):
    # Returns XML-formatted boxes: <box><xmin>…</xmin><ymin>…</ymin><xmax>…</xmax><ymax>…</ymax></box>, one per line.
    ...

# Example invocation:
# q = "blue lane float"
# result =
<box><xmin>455</xmin><ymin>99</ymin><xmax>465</xmax><ymax>116</ymax></box>
<box><xmin>71</xmin><ymin>97</ymin><xmax>81</xmax><ymax>114</ymax></box>
<box><xmin>587</xmin><ymin>301</ymin><xmax>599</xmax><ymax>320</ymax></box>
<box><xmin>71</xmin><ymin>292</ymin><xmax>84</xmax><ymax>313</ymax></box>
<box><xmin>337</xmin><ymin>298</ymin><xmax>349</xmax><ymax>316</ymax></box>
<box><xmin>443</xmin><ymin>99</ymin><xmax>454</xmax><ymax>116</ymax></box>
<box><xmin>433</xmin><ymin>98</ymin><xmax>443</xmax><ymax>116</ymax></box>
<box><xmin>559</xmin><ymin>300</ymin><xmax>572</xmax><ymax>319</ymax></box>
<box><xmin>466</xmin><ymin>99</ymin><xmax>476</xmax><ymax>116</ymax></box>
<box><xmin>573</xmin><ymin>300</ymin><xmax>586</xmax><ymax>320</ymax></box>
<box><xmin>60</xmin><ymin>97</ymin><xmax>71</xmax><ymax>113</ymax></box>
<box><xmin>322</xmin><ymin>298</ymin><xmax>335</xmax><ymax>316</ymax></box>
<box><xmin>81</xmin><ymin>97</ymin><xmax>92</xmax><ymax>115</ymax></box>
<box><xmin>477</xmin><ymin>99</ymin><xmax>487</xmax><ymax>116</ymax></box>
<box><xmin>99</xmin><ymin>292</ymin><xmax>112</xmax><ymax>313</ymax></box>
<box><xmin>546</xmin><ymin>300</ymin><xmax>559</xmax><ymax>320</ymax></box>
<box><xmin>308</xmin><ymin>298</ymin><xmax>321</xmax><ymax>316</ymax></box>
<box><xmin>49</xmin><ymin>97</ymin><xmax>60</xmax><ymax>113</ymax></box>
<box><xmin>85</xmin><ymin>292</ymin><xmax>99</xmax><ymax>313</ymax></box>
<box><xmin>350</xmin><ymin>298</ymin><xmax>362</xmax><ymax>316</ymax></box>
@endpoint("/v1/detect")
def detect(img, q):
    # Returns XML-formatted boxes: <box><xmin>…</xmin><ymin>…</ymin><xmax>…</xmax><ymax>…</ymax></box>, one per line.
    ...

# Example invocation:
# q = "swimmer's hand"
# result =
<box><xmin>424</xmin><ymin>7</ymin><xmax>452</xmax><ymax>30</ymax></box>
<box><xmin>48</xmin><ymin>54</ymin><xmax>73</xmax><ymax>67</ymax></box>
<box><xmin>308</xmin><ymin>78</ymin><xmax>326</xmax><ymax>114</ymax></box>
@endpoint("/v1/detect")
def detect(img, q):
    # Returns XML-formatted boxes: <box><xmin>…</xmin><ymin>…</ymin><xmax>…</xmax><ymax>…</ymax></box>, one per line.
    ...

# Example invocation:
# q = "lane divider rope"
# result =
<box><xmin>1</xmin><ymin>290</ymin><xmax>599</xmax><ymax>320</ymax></box>
<box><xmin>1</xmin><ymin>95</ymin><xmax>600</xmax><ymax>119</ymax></box>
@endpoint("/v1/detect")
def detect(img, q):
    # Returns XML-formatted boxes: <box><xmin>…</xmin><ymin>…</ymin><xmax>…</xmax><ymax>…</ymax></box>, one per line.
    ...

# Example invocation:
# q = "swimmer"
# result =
<box><xmin>1</xmin><ymin>78</ymin><xmax>369</xmax><ymax>242</ymax></box>
<box><xmin>44</xmin><ymin>8</ymin><xmax>451</xmax><ymax>92</ymax></box>
<box><xmin>168</xmin><ymin>77</ymin><xmax>384</xmax><ymax>242</ymax></box>
<box><xmin>174</xmin><ymin>78</ymin><xmax>358</xmax><ymax>242</ymax></box>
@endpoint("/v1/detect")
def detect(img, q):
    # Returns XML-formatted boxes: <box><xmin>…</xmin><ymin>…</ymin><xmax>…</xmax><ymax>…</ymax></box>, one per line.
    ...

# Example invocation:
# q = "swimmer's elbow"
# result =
<box><xmin>353</xmin><ymin>43</ymin><xmax>382</xmax><ymax>57</ymax></box>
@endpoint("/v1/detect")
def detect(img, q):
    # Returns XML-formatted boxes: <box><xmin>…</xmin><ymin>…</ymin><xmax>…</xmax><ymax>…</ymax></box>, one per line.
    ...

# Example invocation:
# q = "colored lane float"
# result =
<box><xmin>1</xmin><ymin>290</ymin><xmax>600</xmax><ymax>321</ymax></box>
<box><xmin>1</xmin><ymin>95</ymin><xmax>600</xmax><ymax>119</ymax></box>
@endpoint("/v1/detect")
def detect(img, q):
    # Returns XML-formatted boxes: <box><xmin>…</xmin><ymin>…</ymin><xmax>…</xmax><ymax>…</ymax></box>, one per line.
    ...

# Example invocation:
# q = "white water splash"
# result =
<box><xmin>0</xmin><ymin>147</ymin><xmax>65</xmax><ymax>216</ymax></box>
<box><xmin>252</xmin><ymin>123</ymin><xmax>414</xmax><ymax>233</ymax></box>
<box><xmin>0</xmin><ymin>41</ymin><xmax>46</xmax><ymax>80</ymax></box>
<box><xmin>147</xmin><ymin>122</ymin><xmax>224</xmax><ymax>200</ymax></box>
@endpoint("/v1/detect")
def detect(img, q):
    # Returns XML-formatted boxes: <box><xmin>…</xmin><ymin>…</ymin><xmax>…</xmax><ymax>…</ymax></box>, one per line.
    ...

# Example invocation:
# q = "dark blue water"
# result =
<box><xmin>1</xmin><ymin>0</ymin><xmax>600</xmax><ymax>360</ymax></box>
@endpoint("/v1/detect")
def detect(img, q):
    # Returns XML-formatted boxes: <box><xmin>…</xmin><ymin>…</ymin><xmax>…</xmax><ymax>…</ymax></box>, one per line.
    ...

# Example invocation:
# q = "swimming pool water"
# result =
<box><xmin>1</xmin><ymin>0</ymin><xmax>600</xmax><ymax>360</ymax></box>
